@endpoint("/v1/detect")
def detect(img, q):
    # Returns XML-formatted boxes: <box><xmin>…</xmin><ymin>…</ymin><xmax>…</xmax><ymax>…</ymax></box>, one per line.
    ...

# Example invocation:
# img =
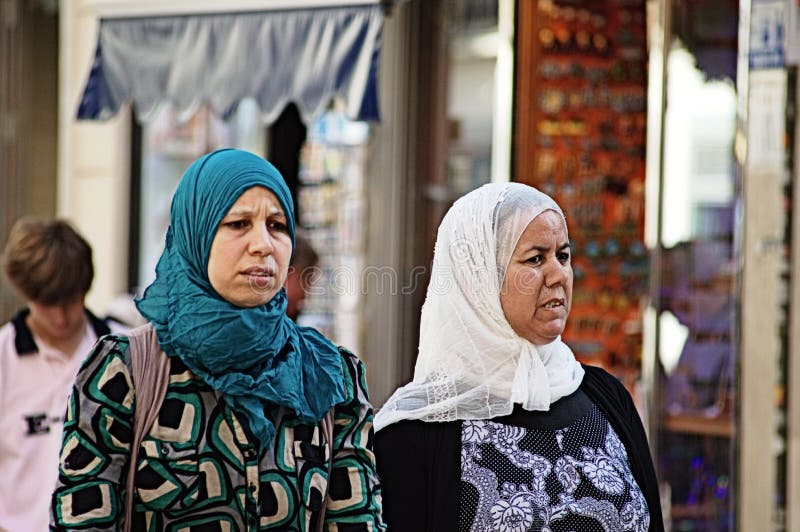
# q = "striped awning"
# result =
<box><xmin>77</xmin><ymin>4</ymin><xmax>383</xmax><ymax>124</ymax></box>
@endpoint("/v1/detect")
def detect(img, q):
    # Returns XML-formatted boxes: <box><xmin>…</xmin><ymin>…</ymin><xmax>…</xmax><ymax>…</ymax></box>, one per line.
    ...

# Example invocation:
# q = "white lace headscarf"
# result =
<box><xmin>374</xmin><ymin>182</ymin><xmax>585</xmax><ymax>431</ymax></box>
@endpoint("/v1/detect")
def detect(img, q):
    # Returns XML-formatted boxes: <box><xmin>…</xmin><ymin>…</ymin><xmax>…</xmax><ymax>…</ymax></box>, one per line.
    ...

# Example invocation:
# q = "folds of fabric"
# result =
<box><xmin>78</xmin><ymin>5</ymin><xmax>383</xmax><ymax>123</ymax></box>
<box><xmin>136</xmin><ymin>149</ymin><xmax>345</xmax><ymax>447</ymax></box>
<box><xmin>375</xmin><ymin>183</ymin><xmax>585</xmax><ymax>430</ymax></box>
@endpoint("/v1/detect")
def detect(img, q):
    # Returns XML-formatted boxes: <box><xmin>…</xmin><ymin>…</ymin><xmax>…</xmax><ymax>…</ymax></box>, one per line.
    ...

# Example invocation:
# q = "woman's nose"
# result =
<box><xmin>544</xmin><ymin>261</ymin><xmax>567</xmax><ymax>287</ymax></box>
<box><xmin>248</xmin><ymin>224</ymin><xmax>274</xmax><ymax>255</ymax></box>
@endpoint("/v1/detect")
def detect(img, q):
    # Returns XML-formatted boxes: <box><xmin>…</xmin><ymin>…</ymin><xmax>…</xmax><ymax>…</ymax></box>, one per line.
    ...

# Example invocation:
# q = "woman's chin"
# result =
<box><xmin>225</xmin><ymin>290</ymin><xmax>278</xmax><ymax>308</ymax></box>
<box><xmin>527</xmin><ymin>327</ymin><xmax>565</xmax><ymax>345</ymax></box>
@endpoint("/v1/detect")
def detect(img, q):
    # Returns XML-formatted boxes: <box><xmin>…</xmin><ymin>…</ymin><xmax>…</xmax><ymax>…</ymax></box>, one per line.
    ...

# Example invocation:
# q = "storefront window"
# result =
<box><xmin>446</xmin><ymin>0</ymin><xmax>501</xmax><ymax>192</ymax></box>
<box><xmin>133</xmin><ymin>99</ymin><xmax>369</xmax><ymax>355</ymax></box>
<box><xmin>134</xmin><ymin>99</ymin><xmax>265</xmax><ymax>292</ymax></box>
<box><xmin>658</xmin><ymin>46</ymin><xmax>737</xmax><ymax>529</ymax></box>
<box><xmin>513</xmin><ymin>0</ymin><xmax>650</xmax><ymax>389</ymax></box>
<box><xmin>295</xmin><ymin>108</ymin><xmax>370</xmax><ymax>353</ymax></box>
<box><xmin>652</xmin><ymin>2</ymin><xmax>739</xmax><ymax>528</ymax></box>
<box><xmin>444</xmin><ymin>0</ymin><xmax>513</xmax><ymax>193</ymax></box>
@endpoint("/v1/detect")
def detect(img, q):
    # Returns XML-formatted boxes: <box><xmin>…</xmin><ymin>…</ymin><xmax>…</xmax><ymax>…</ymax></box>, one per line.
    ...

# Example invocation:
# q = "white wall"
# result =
<box><xmin>60</xmin><ymin>0</ymin><xmax>131</xmax><ymax>315</ymax></box>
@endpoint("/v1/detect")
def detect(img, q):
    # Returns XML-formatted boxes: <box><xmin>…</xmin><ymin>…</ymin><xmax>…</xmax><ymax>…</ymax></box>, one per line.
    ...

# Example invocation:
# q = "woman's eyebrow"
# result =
<box><xmin>224</xmin><ymin>206</ymin><xmax>285</xmax><ymax>218</ymax></box>
<box><xmin>224</xmin><ymin>207</ymin><xmax>255</xmax><ymax>218</ymax></box>
<box><xmin>523</xmin><ymin>242</ymin><xmax>571</xmax><ymax>253</ymax></box>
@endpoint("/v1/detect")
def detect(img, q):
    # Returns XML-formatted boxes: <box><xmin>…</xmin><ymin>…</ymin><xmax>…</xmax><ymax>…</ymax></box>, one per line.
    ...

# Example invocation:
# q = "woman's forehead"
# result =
<box><xmin>227</xmin><ymin>186</ymin><xmax>284</xmax><ymax>213</ymax></box>
<box><xmin>521</xmin><ymin>210</ymin><xmax>568</xmax><ymax>237</ymax></box>
<box><xmin>533</xmin><ymin>208</ymin><xmax>565</xmax><ymax>223</ymax></box>
<box><xmin>513</xmin><ymin>207</ymin><xmax>564</xmax><ymax>226</ymax></box>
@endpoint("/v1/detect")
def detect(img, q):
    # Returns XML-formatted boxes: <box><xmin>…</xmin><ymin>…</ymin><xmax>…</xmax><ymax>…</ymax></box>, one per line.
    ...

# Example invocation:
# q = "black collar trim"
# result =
<box><xmin>13</xmin><ymin>308</ymin><xmax>111</xmax><ymax>356</ymax></box>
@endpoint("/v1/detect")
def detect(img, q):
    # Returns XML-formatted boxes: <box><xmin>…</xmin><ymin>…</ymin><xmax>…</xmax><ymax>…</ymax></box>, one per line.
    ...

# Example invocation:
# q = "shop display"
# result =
<box><xmin>661</xmin><ymin>237</ymin><xmax>735</xmax><ymax>417</ymax></box>
<box><xmin>517</xmin><ymin>2</ymin><xmax>740</xmax><ymax>525</ymax></box>
<box><xmin>519</xmin><ymin>0</ymin><xmax>649</xmax><ymax>388</ymax></box>
<box><xmin>136</xmin><ymin>102</ymin><xmax>265</xmax><ymax>291</ymax></box>
<box><xmin>659</xmin><ymin>232</ymin><xmax>736</xmax><ymax>530</ymax></box>
<box><xmin>296</xmin><ymin>111</ymin><xmax>369</xmax><ymax>353</ymax></box>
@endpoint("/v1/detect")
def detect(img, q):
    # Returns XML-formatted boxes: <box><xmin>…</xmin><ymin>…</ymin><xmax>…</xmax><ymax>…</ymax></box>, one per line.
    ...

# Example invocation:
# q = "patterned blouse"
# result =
<box><xmin>50</xmin><ymin>335</ymin><xmax>385</xmax><ymax>531</ymax></box>
<box><xmin>459</xmin><ymin>401</ymin><xmax>649</xmax><ymax>532</ymax></box>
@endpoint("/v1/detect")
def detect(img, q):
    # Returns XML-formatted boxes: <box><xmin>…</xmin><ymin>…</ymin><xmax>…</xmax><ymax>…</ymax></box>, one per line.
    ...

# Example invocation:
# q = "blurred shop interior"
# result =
<box><xmin>2</xmin><ymin>0</ymin><xmax>800</xmax><ymax>530</ymax></box>
<box><xmin>516</xmin><ymin>0</ymin><xmax>738</xmax><ymax>528</ymax></box>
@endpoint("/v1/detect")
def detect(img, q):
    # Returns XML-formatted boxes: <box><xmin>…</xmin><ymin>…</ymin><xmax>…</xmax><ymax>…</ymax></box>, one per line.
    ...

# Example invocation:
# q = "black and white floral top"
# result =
<box><xmin>459</xmin><ymin>395</ymin><xmax>649</xmax><ymax>532</ymax></box>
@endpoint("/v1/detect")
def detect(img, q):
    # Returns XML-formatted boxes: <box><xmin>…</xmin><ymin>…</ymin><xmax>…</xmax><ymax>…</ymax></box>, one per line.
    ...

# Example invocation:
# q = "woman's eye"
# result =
<box><xmin>225</xmin><ymin>220</ymin><xmax>248</xmax><ymax>230</ymax></box>
<box><xmin>268</xmin><ymin>221</ymin><xmax>288</xmax><ymax>233</ymax></box>
<box><xmin>558</xmin><ymin>252</ymin><xmax>571</xmax><ymax>263</ymax></box>
<box><xmin>526</xmin><ymin>255</ymin><xmax>543</xmax><ymax>265</ymax></box>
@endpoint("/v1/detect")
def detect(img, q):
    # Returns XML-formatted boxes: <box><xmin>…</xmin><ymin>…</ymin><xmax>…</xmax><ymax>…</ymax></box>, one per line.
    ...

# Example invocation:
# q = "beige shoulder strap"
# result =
<box><xmin>123</xmin><ymin>326</ymin><xmax>333</xmax><ymax>532</ymax></box>
<box><xmin>124</xmin><ymin>323</ymin><xmax>171</xmax><ymax>532</ymax></box>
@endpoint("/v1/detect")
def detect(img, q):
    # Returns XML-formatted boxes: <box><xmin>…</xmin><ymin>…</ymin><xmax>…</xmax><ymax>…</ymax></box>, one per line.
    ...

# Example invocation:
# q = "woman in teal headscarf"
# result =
<box><xmin>50</xmin><ymin>149</ymin><xmax>385</xmax><ymax>531</ymax></box>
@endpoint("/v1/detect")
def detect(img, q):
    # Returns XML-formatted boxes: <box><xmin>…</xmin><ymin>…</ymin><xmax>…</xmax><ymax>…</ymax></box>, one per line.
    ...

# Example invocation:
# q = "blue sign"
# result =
<box><xmin>749</xmin><ymin>1</ymin><xmax>786</xmax><ymax>69</ymax></box>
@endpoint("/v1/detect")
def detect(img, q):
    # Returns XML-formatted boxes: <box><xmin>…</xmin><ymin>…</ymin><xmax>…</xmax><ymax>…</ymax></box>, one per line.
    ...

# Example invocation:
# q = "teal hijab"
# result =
<box><xmin>136</xmin><ymin>149</ymin><xmax>345</xmax><ymax>447</ymax></box>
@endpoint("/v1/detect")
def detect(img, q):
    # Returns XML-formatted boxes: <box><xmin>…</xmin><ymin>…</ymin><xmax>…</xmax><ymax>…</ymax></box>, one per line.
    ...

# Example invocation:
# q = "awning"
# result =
<box><xmin>77</xmin><ymin>4</ymin><xmax>383</xmax><ymax>124</ymax></box>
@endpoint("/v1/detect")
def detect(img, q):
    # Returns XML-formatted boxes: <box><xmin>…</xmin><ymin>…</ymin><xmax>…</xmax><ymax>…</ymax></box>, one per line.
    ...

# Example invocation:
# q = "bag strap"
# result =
<box><xmin>124</xmin><ymin>324</ymin><xmax>171</xmax><ymax>532</ymax></box>
<box><xmin>123</xmin><ymin>324</ymin><xmax>333</xmax><ymax>532</ymax></box>
<box><xmin>317</xmin><ymin>409</ymin><xmax>335</xmax><ymax>532</ymax></box>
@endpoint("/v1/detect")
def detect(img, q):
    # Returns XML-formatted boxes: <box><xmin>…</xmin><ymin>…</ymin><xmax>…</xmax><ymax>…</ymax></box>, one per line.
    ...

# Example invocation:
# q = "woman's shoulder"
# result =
<box><xmin>83</xmin><ymin>332</ymin><xmax>130</xmax><ymax>361</ymax></box>
<box><xmin>581</xmin><ymin>363</ymin><xmax>626</xmax><ymax>390</ymax></box>
<box><xmin>337</xmin><ymin>345</ymin><xmax>374</xmax><ymax>377</ymax></box>
<box><xmin>98</xmin><ymin>332</ymin><xmax>131</xmax><ymax>346</ymax></box>
<box><xmin>580</xmin><ymin>363</ymin><xmax>637</xmax><ymax>414</ymax></box>
<box><xmin>70</xmin><ymin>334</ymin><xmax>133</xmax><ymax>380</ymax></box>
<box><xmin>334</xmin><ymin>346</ymin><xmax>362</xmax><ymax>378</ymax></box>
<box><xmin>333</xmin><ymin>346</ymin><xmax>372</xmax><ymax>405</ymax></box>
<box><xmin>374</xmin><ymin>418</ymin><xmax>461</xmax><ymax>467</ymax></box>
<box><xmin>336</xmin><ymin>345</ymin><xmax>359</xmax><ymax>364</ymax></box>
<box><xmin>375</xmin><ymin>418</ymin><xmax>460</xmax><ymax>443</ymax></box>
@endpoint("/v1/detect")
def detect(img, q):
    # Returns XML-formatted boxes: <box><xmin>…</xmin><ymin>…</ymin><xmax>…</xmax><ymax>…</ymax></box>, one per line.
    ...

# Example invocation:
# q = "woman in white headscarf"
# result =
<box><xmin>374</xmin><ymin>183</ymin><xmax>663</xmax><ymax>532</ymax></box>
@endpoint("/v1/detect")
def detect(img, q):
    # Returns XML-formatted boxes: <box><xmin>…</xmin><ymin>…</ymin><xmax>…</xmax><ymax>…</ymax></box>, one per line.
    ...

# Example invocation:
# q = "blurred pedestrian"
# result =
<box><xmin>0</xmin><ymin>218</ymin><xmax>125</xmax><ymax>531</ymax></box>
<box><xmin>374</xmin><ymin>183</ymin><xmax>663</xmax><ymax>531</ymax></box>
<box><xmin>49</xmin><ymin>149</ymin><xmax>384</xmax><ymax>531</ymax></box>
<box><xmin>285</xmin><ymin>232</ymin><xmax>319</xmax><ymax>321</ymax></box>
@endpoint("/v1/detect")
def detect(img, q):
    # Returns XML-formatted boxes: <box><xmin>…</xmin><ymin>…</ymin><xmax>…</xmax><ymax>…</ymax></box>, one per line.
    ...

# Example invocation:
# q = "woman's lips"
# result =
<box><xmin>542</xmin><ymin>298</ymin><xmax>563</xmax><ymax>308</ymax></box>
<box><xmin>243</xmin><ymin>267</ymin><xmax>275</xmax><ymax>289</ymax></box>
<box><xmin>540</xmin><ymin>298</ymin><xmax>565</xmax><ymax>312</ymax></box>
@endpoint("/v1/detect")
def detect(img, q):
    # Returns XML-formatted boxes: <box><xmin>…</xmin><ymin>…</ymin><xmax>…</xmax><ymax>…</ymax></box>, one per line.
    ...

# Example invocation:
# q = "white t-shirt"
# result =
<box><xmin>0</xmin><ymin>310</ymin><xmax>125</xmax><ymax>532</ymax></box>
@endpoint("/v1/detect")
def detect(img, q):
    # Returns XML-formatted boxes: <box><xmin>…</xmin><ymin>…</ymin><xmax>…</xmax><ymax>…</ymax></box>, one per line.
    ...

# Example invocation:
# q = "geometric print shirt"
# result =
<box><xmin>50</xmin><ymin>335</ymin><xmax>385</xmax><ymax>531</ymax></box>
<box><xmin>459</xmin><ymin>394</ymin><xmax>649</xmax><ymax>532</ymax></box>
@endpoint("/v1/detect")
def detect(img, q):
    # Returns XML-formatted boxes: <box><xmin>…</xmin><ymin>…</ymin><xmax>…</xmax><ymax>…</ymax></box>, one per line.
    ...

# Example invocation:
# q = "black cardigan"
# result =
<box><xmin>374</xmin><ymin>364</ymin><xmax>665</xmax><ymax>531</ymax></box>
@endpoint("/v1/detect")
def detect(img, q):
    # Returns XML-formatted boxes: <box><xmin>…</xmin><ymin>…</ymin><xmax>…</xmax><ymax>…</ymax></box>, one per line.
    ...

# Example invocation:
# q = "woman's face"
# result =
<box><xmin>208</xmin><ymin>186</ymin><xmax>293</xmax><ymax>307</ymax></box>
<box><xmin>500</xmin><ymin>210</ymin><xmax>573</xmax><ymax>344</ymax></box>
